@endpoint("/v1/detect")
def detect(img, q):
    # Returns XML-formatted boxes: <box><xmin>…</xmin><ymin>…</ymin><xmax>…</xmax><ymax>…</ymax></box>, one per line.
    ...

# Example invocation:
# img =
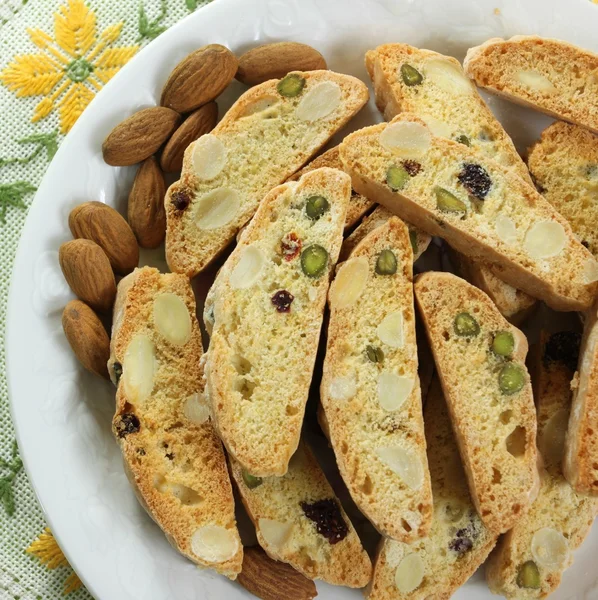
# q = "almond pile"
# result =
<box><xmin>60</xmin><ymin>40</ymin><xmax>327</xmax><ymax>599</ymax></box>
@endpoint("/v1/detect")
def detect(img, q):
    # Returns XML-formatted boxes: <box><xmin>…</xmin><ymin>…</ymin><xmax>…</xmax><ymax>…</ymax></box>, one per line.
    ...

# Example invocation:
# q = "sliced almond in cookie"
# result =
<box><xmin>123</xmin><ymin>334</ymin><xmax>156</xmax><ymax>403</ymax></box>
<box><xmin>191</xmin><ymin>524</ymin><xmax>240</xmax><ymax>563</ymax></box>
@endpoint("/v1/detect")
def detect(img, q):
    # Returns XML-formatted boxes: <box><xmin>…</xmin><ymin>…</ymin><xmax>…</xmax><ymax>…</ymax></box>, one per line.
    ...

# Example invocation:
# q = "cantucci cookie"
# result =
<box><xmin>165</xmin><ymin>70</ymin><xmax>368</xmax><ymax>276</ymax></box>
<box><xmin>447</xmin><ymin>246</ymin><xmax>537</xmax><ymax>324</ymax></box>
<box><xmin>229</xmin><ymin>443</ymin><xmax>372</xmax><ymax>587</ymax></box>
<box><xmin>339</xmin><ymin>114</ymin><xmax>598</xmax><ymax>311</ymax></box>
<box><xmin>339</xmin><ymin>205</ymin><xmax>431</xmax><ymax>263</ymax></box>
<box><xmin>289</xmin><ymin>146</ymin><xmax>374</xmax><ymax>230</ymax></box>
<box><xmin>564</xmin><ymin>297</ymin><xmax>598</xmax><ymax>494</ymax></box>
<box><xmin>464</xmin><ymin>36</ymin><xmax>598</xmax><ymax>134</ymax></box>
<box><xmin>487</xmin><ymin>331</ymin><xmax>598</xmax><ymax>598</ymax></box>
<box><xmin>205</xmin><ymin>168</ymin><xmax>350</xmax><ymax>477</ymax></box>
<box><xmin>414</xmin><ymin>272</ymin><xmax>539</xmax><ymax>534</ymax></box>
<box><xmin>367</xmin><ymin>377</ymin><xmax>497</xmax><ymax>599</ymax></box>
<box><xmin>528</xmin><ymin>121</ymin><xmax>598</xmax><ymax>261</ymax></box>
<box><xmin>108</xmin><ymin>267</ymin><xmax>242</xmax><ymax>578</ymax></box>
<box><xmin>320</xmin><ymin>217</ymin><xmax>433</xmax><ymax>542</ymax></box>
<box><xmin>365</xmin><ymin>43</ymin><xmax>537</xmax><ymax>321</ymax></box>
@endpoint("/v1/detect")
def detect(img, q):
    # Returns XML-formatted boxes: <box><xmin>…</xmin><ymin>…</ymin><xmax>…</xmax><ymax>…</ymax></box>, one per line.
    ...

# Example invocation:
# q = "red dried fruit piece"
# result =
<box><xmin>300</xmin><ymin>498</ymin><xmax>348</xmax><ymax>544</ymax></box>
<box><xmin>271</xmin><ymin>290</ymin><xmax>294</xmax><ymax>313</ymax></box>
<box><xmin>280</xmin><ymin>232</ymin><xmax>302</xmax><ymax>261</ymax></box>
<box><xmin>402</xmin><ymin>159</ymin><xmax>423</xmax><ymax>176</ymax></box>
<box><xmin>116</xmin><ymin>413</ymin><xmax>140</xmax><ymax>438</ymax></box>
<box><xmin>457</xmin><ymin>163</ymin><xmax>492</xmax><ymax>199</ymax></box>
<box><xmin>171</xmin><ymin>190</ymin><xmax>191</xmax><ymax>211</ymax></box>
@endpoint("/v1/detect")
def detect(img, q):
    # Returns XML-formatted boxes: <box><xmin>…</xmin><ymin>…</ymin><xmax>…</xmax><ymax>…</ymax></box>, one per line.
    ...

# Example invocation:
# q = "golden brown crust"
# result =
<box><xmin>464</xmin><ymin>36</ymin><xmax>598</xmax><ymax>134</ymax></box>
<box><xmin>109</xmin><ymin>267</ymin><xmax>242</xmax><ymax>578</ymax></box>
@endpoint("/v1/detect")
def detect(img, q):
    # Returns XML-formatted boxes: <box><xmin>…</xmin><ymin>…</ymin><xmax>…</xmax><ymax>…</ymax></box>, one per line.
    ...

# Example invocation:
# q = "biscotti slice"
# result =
<box><xmin>365</xmin><ymin>43</ymin><xmax>538</xmax><ymax>322</ymax></box>
<box><xmin>367</xmin><ymin>376</ymin><xmax>497</xmax><ymax>599</ymax></box>
<box><xmin>205</xmin><ymin>167</ymin><xmax>350</xmax><ymax>477</ymax></box>
<box><xmin>339</xmin><ymin>114</ymin><xmax>598</xmax><ymax>311</ymax></box>
<box><xmin>165</xmin><ymin>70</ymin><xmax>368</xmax><ymax>276</ymax></box>
<box><xmin>487</xmin><ymin>331</ymin><xmax>598</xmax><ymax>598</ymax></box>
<box><xmin>414</xmin><ymin>271</ymin><xmax>539</xmax><ymax>534</ymax></box>
<box><xmin>320</xmin><ymin>217</ymin><xmax>432</xmax><ymax>541</ymax></box>
<box><xmin>229</xmin><ymin>442</ymin><xmax>372</xmax><ymax>587</ymax></box>
<box><xmin>528</xmin><ymin>121</ymin><xmax>598</xmax><ymax>259</ymax></box>
<box><xmin>464</xmin><ymin>36</ymin><xmax>598</xmax><ymax>134</ymax></box>
<box><xmin>108</xmin><ymin>267</ymin><xmax>242</xmax><ymax>578</ymax></box>
<box><xmin>564</xmin><ymin>297</ymin><xmax>598</xmax><ymax>494</ymax></box>
<box><xmin>447</xmin><ymin>246</ymin><xmax>537</xmax><ymax>325</ymax></box>
<box><xmin>289</xmin><ymin>146</ymin><xmax>374</xmax><ymax>230</ymax></box>
<box><xmin>339</xmin><ymin>205</ymin><xmax>431</xmax><ymax>262</ymax></box>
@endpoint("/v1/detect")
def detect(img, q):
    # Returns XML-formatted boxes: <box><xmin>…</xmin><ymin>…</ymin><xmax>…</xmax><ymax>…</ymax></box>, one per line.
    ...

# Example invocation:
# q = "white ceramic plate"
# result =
<box><xmin>7</xmin><ymin>0</ymin><xmax>598</xmax><ymax>598</ymax></box>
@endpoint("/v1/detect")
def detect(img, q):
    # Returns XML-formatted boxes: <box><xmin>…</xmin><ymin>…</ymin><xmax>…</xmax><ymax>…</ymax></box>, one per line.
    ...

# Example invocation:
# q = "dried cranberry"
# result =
<box><xmin>280</xmin><ymin>232</ymin><xmax>302</xmax><ymax>261</ymax></box>
<box><xmin>300</xmin><ymin>498</ymin><xmax>348</xmax><ymax>544</ymax></box>
<box><xmin>165</xmin><ymin>452</ymin><xmax>175</xmax><ymax>460</ymax></box>
<box><xmin>402</xmin><ymin>160</ymin><xmax>422</xmax><ymax>176</ymax></box>
<box><xmin>448</xmin><ymin>514</ymin><xmax>480</xmax><ymax>555</ymax></box>
<box><xmin>271</xmin><ymin>290</ymin><xmax>294</xmax><ymax>313</ymax></box>
<box><xmin>582</xmin><ymin>240</ymin><xmax>591</xmax><ymax>249</ymax></box>
<box><xmin>544</xmin><ymin>331</ymin><xmax>581</xmax><ymax>371</ymax></box>
<box><xmin>457</xmin><ymin>163</ymin><xmax>492</xmax><ymax>199</ymax></box>
<box><xmin>116</xmin><ymin>413</ymin><xmax>140</xmax><ymax>438</ymax></box>
<box><xmin>171</xmin><ymin>190</ymin><xmax>191</xmax><ymax>211</ymax></box>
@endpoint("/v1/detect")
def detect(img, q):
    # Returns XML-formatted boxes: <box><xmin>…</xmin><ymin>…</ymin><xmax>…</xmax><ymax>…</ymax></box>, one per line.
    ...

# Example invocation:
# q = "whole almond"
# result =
<box><xmin>69</xmin><ymin>201</ymin><xmax>139</xmax><ymax>275</ymax></box>
<box><xmin>161</xmin><ymin>44</ymin><xmax>237</xmax><ymax>113</ymax></box>
<box><xmin>237</xmin><ymin>546</ymin><xmax>317</xmax><ymax>600</ymax></box>
<box><xmin>160</xmin><ymin>102</ymin><xmax>218</xmax><ymax>172</ymax></box>
<box><xmin>236</xmin><ymin>42</ymin><xmax>327</xmax><ymax>86</ymax></box>
<box><xmin>128</xmin><ymin>157</ymin><xmax>166</xmax><ymax>248</ymax></box>
<box><xmin>59</xmin><ymin>239</ymin><xmax>116</xmax><ymax>313</ymax></box>
<box><xmin>62</xmin><ymin>300</ymin><xmax>110</xmax><ymax>379</ymax></box>
<box><xmin>102</xmin><ymin>107</ymin><xmax>181</xmax><ymax>166</ymax></box>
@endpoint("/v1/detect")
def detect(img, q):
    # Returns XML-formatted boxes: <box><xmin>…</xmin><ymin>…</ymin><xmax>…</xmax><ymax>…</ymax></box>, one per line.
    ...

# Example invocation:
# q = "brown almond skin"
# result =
<box><xmin>69</xmin><ymin>201</ymin><xmax>139</xmax><ymax>275</ymax></box>
<box><xmin>59</xmin><ymin>239</ymin><xmax>116</xmax><ymax>313</ymax></box>
<box><xmin>237</xmin><ymin>546</ymin><xmax>317</xmax><ymax>600</ymax></box>
<box><xmin>102</xmin><ymin>107</ymin><xmax>181</xmax><ymax>166</ymax></box>
<box><xmin>62</xmin><ymin>300</ymin><xmax>110</xmax><ymax>379</ymax></box>
<box><xmin>236</xmin><ymin>42</ymin><xmax>327</xmax><ymax>85</ymax></box>
<box><xmin>160</xmin><ymin>101</ymin><xmax>218</xmax><ymax>172</ymax></box>
<box><xmin>128</xmin><ymin>157</ymin><xmax>166</xmax><ymax>248</ymax></box>
<box><xmin>160</xmin><ymin>44</ymin><xmax>237</xmax><ymax>113</ymax></box>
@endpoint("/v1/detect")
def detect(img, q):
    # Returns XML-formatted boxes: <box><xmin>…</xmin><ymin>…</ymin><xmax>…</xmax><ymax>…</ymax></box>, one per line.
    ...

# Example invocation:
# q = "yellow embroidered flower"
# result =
<box><xmin>0</xmin><ymin>0</ymin><xmax>138</xmax><ymax>133</ymax></box>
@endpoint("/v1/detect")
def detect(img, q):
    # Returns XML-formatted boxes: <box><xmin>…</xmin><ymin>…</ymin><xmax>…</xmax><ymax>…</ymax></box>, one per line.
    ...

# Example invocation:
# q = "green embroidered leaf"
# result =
<box><xmin>138</xmin><ymin>0</ymin><xmax>168</xmax><ymax>41</ymax></box>
<box><xmin>0</xmin><ymin>478</ymin><xmax>15</xmax><ymax>517</ymax></box>
<box><xmin>0</xmin><ymin>440</ymin><xmax>23</xmax><ymax>517</ymax></box>
<box><xmin>0</xmin><ymin>130</ymin><xmax>59</xmax><ymax>167</ymax></box>
<box><xmin>186</xmin><ymin>0</ymin><xmax>199</xmax><ymax>10</ymax></box>
<box><xmin>0</xmin><ymin>181</ymin><xmax>36</xmax><ymax>223</ymax></box>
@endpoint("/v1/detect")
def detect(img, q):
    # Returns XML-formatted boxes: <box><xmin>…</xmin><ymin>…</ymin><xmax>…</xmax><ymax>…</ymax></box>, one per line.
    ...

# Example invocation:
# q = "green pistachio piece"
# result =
<box><xmin>376</xmin><ymin>249</ymin><xmax>398</xmax><ymax>275</ymax></box>
<box><xmin>277</xmin><ymin>73</ymin><xmax>306</xmax><ymax>97</ymax></box>
<box><xmin>499</xmin><ymin>363</ymin><xmax>526</xmax><ymax>395</ymax></box>
<box><xmin>517</xmin><ymin>561</ymin><xmax>541</xmax><ymax>589</ymax></box>
<box><xmin>409</xmin><ymin>230</ymin><xmax>418</xmax><ymax>254</ymax></box>
<box><xmin>454</xmin><ymin>312</ymin><xmax>480</xmax><ymax>337</ymax></box>
<box><xmin>401</xmin><ymin>63</ymin><xmax>423</xmax><ymax>86</ymax></box>
<box><xmin>386</xmin><ymin>165</ymin><xmax>410</xmax><ymax>191</ymax></box>
<box><xmin>492</xmin><ymin>331</ymin><xmax>515</xmax><ymax>357</ymax></box>
<box><xmin>435</xmin><ymin>187</ymin><xmax>467</xmax><ymax>214</ymax></box>
<box><xmin>365</xmin><ymin>345</ymin><xmax>384</xmax><ymax>363</ymax></box>
<box><xmin>456</xmin><ymin>134</ymin><xmax>471</xmax><ymax>146</ymax></box>
<box><xmin>305</xmin><ymin>195</ymin><xmax>330</xmax><ymax>220</ymax></box>
<box><xmin>242</xmin><ymin>470</ymin><xmax>263</xmax><ymax>489</ymax></box>
<box><xmin>301</xmin><ymin>244</ymin><xmax>328</xmax><ymax>278</ymax></box>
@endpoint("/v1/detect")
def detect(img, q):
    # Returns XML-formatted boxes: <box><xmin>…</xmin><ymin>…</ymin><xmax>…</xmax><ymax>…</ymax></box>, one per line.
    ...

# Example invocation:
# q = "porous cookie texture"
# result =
<box><xmin>320</xmin><ymin>217</ymin><xmax>433</xmax><ymax>542</ymax></box>
<box><xmin>229</xmin><ymin>443</ymin><xmax>372</xmax><ymax>587</ymax></box>
<box><xmin>487</xmin><ymin>331</ymin><xmax>598</xmax><ymax>598</ymax></box>
<box><xmin>339</xmin><ymin>114</ymin><xmax>598</xmax><ymax>311</ymax></box>
<box><xmin>108</xmin><ymin>267</ymin><xmax>242</xmax><ymax>578</ymax></box>
<box><xmin>564</xmin><ymin>298</ymin><xmax>598</xmax><ymax>495</ymax></box>
<box><xmin>339</xmin><ymin>205</ymin><xmax>431</xmax><ymax>263</ymax></box>
<box><xmin>365</xmin><ymin>43</ymin><xmax>537</xmax><ymax>320</ymax></box>
<box><xmin>464</xmin><ymin>36</ymin><xmax>598</xmax><ymax>134</ymax></box>
<box><xmin>165</xmin><ymin>70</ymin><xmax>368</xmax><ymax>276</ymax></box>
<box><xmin>414</xmin><ymin>272</ymin><xmax>539</xmax><ymax>534</ymax></box>
<box><xmin>205</xmin><ymin>168</ymin><xmax>350</xmax><ymax>477</ymax></box>
<box><xmin>367</xmin><ymin>377</ymin><xmax>497</xmax><ymax>600</ymax></box>
<box><xmin>528</xmin><ymin>122</ymin><xmax>598</xmax><ymax>260</ymax></box>
<box><xmin>289</xmin><ymin>146</ymin><xmax>374</xmax><ymax>230</ymax></box>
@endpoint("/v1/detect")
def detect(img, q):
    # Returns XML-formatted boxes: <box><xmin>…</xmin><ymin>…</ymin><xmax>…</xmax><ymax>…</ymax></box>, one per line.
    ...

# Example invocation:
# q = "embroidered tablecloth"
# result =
<box><xmin>0</xmin><ymin>1</ymin><xmax>209</xmax><ymax>597</ymax></box>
